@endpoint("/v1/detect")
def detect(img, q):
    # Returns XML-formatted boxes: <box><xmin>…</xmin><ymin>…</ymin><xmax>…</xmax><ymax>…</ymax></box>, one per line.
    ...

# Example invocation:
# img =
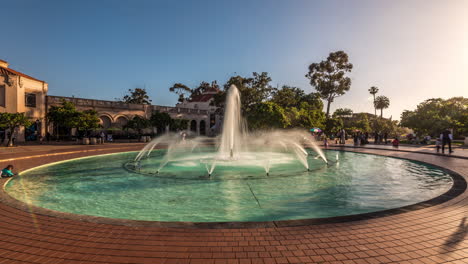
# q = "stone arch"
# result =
<box><xmin>99</xmin><ymin>115</ymin><xmax>112</xmax><ymax>129</ymax></box>
<box><xmin>114</xmin><ymin>115</ymin><xmax>129</xmax><ymax>128</ymax></box>
<box><xmin>190</xmin><ymin>120</ymin><xmax>197</xmax><ymax>132</ymax></box>
<box><xmin>199</xmin><ymin>120</ymin><xmax>206</xmax><ymax>135</ymax></box>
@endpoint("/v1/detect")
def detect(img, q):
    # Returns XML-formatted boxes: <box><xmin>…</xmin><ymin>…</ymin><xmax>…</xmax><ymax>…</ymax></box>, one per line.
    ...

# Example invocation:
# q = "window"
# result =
<box><xmin>25</xmin><ymin>93</ymin><xmax>36</xmax><ymax>107</ymax></box>
<box><xmin>0</xmin><ymin>85</ymin><xmax>5</xmax><ymax>107</ymax></box>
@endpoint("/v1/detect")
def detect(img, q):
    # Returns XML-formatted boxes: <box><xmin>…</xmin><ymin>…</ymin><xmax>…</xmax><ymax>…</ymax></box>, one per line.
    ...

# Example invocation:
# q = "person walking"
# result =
<box><xmin>440</xmin><ymin>129</ymin><xmax>453</xmax><ymax>154</ymax></box>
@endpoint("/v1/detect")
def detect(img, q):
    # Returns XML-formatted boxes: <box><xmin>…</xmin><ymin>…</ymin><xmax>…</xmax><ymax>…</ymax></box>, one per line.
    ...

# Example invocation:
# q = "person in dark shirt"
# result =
<box><xmin>440</xmin><ymin>129</ymin><xmax>453</xmax><ymax>154</ymax></box>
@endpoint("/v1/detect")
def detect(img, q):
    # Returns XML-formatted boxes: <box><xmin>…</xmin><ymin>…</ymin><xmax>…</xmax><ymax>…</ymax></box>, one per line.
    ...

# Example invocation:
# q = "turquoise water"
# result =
<box><xmin>5</xmin><ymin>150</ymin><xmax>453</xmax><ymax>222</ymax></box>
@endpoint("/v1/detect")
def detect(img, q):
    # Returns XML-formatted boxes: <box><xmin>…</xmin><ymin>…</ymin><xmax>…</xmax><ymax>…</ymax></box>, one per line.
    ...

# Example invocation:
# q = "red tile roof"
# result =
<box><xmin>0</xmin><ymin>65</ymin><xmax>45</xmax><ymax>83</ymax></box>
<box><xmin>189</xmin><ymin>93</ymin><xmax>215</xmax><ymax>102</ymax></box>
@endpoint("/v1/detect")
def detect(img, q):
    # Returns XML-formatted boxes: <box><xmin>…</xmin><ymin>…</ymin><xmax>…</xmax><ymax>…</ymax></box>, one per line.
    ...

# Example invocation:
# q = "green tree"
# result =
<box><xmin>352</xmin><ymin>113</ymin><xmax>371</xmax><ymax>132</ymax></box>
<box><xmin>214</xmin><ymin>72</ymin><xmax>273</xmax><ymax>114</ymax></box>
<box><xmin>77</xmin><ymin>110</ymin><xmax>101</xmax><ymax>136</ymax></box>
<box><xmin>149</xmin><ymin>111</ymin><xmax>172</xmax><ymax>134</ymax></box>
<box><xmin>170</xmin><ymin>119</ymin><xmax>189</xmax><ymax>131</ymax></box>
<box><xmin>125</xmin><ymin>115</ymin><xmax>151</xmax><ymax>136</ymax></box>
<box><xmin>46</xmin><ymin>100</ymin><xmax>81</xmax><ymax>138</ymax></box>
<box><xmin>271</xmin><ymin>86</ymin><xmax>305</xmax><ymax>108</ymax></box>
<box><xmin>400</xmin><ymin>97</ymin><xmax>468</xmax><ymax>137</ymax></box>
<box><xmin>374</xmin><ymin>96</ymin><xmax>390</xmax><ymax>118</ymax></box>
<box><xmin>300</xmin><ymin>92</ymin><xmax>324</xmax><ymax>109</ymax></box>
<box><xmin>325</xmin><ymin>117</ymin><xmax>344</xmax><ymax>134</ymax></box>
<box><xmin>306</xmin><ymin>51</ymin><xmax>353</xmax><ymax>117</ymax></box>
<box><xmin>373</xmin><ymin>118</ymin><xmax>401</xmax><ymax>138</ymax></box>
<box><xmin>247</xmin><ymin>102</ymin><xmax>289</xmax><ymax>130</ymax></box>
<box><xmin>0</xmin><ymin>113</ymin><xmax>32</xmax><ymax>147</ymax></box>
<box><xmin>286</xmin><ymin>103</ymin><xmax>325</xmax><ymax>129</ymax></box>
<box><xmin>120</xmin><ymin>88</ymin><xmax>152</xmax><ymax>104</ymax></box>
<box><xmin>169</xmin><ymin>83</ymin><xmax>192</xmax><ymax>103</ymax></box>
<box><xmin>191</xmin><ymin>81</ymin><xmax>211</xmax><ymax>97</ymax></box>
<box><xmin>368</xmin><ymin>86</ymin><xmax>379</xmax><ymax>117</ymax></box>
<box><xmin>333</xmin><ymin>108</ymin><xmax>353</xmax><ymax>118</ymax></box>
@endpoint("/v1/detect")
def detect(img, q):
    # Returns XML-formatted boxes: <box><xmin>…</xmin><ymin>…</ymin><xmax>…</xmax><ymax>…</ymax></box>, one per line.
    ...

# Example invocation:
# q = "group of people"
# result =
<box><xmin>322</xmin><ymin>128</ymin><xmax>455</xmax><ymax>154</ymax></box>
<box><xmin>352</xmin><ymin>132</ymin><xmax>370</xmax><ymax>145</ymax></box>
<box><xmin>406</xmin><ymin>129</ymin><xmax>454</xmax><ymax>154</ymax></box>
<box><xmin>330</xmin><ymin>130</ymin><xmax>390</xmax><ymax>146</ymax></box>
<box><xmin>406</xmin><ymin>134</ymin><xmax>432</xmax><ymax>145</ymax></box>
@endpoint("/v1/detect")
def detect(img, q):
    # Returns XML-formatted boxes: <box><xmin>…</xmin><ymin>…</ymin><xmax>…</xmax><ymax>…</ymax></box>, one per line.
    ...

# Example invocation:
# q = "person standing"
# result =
<box><xmin>440</xmin><ymin>129</ymin><xmax>453</xmax><ymax>154</ymax></box>
<box><xmin>340</xmin><ymin>129</ymin><xmax>346</xmax><ymax>144</ymax></box>
<box><xmin>323</xmin><ymin>135</ymin><xmax>329</xmax><ymax>148</ymax></box>
<box><xmin>435</xmin><ymin>137</ymin><xmax>442</xmax><ymax>153</ymax></box>
<box><xmin>100</xmin><ymin>131</ymin><xmax>106</xmax><ymax>143</ymax></box>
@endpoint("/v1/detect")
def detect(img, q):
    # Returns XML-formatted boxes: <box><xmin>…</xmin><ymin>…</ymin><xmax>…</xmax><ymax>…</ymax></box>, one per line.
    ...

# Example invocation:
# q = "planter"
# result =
<box><xmin>82</xmin><ymin>138</ymin><xmax>90</xmax><ymax>145</ymax></box>
<box><xmin>90</xmin><ymin>137</ymin><xmax>97</xmax><ymax>145</ymax></box>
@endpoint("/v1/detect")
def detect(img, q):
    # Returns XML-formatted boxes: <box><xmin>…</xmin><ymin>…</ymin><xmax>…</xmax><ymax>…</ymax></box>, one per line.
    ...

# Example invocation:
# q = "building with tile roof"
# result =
<box><xmin>0</xmin><ymin>59</ymin><xmax>217</xmax><ymax>144</ymax></box>
<box><xmin>0</xmin><ymin>59</ymin><xmax>48</xmax><ymax>143</ymax></box>
<box><xmin>176</xmin><ymin>81</ymin><xmax>222</xmax><ymax>135</ymax></box>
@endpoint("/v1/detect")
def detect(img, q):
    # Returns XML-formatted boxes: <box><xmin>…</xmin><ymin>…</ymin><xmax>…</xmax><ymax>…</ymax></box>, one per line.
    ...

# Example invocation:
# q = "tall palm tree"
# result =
<box><xmin>374</xmin><ymin>96</ymin><xmax>390</xmax><ymax>118</ymax></box>
<box><xmin>368</xmin><ymin>86</ymin><xmax>379</xmax><ymax>117</ymax></box>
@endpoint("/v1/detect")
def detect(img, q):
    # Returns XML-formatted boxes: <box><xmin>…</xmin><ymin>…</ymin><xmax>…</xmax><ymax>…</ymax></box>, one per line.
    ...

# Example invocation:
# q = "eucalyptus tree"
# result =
<box><xmin>306</xmin><ymin>51</ymin><xmax>353</xmax><ymax>118</ymax></box>
<box><xmin>120</xmin><ymin>88</ymin><xmax>152</xmax><ymax>104</ymax></box>
<box><xmin>169</xmin><ymin>83</ymin><xmax>192</xmax><ymax>102</ymax></box>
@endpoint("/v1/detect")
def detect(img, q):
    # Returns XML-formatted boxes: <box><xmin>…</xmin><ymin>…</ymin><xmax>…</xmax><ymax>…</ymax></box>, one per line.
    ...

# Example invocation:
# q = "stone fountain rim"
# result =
<box><xmin>1</xmin><ymin>148</ymin><xmax>465</xmax><ymax>229</ymax></box>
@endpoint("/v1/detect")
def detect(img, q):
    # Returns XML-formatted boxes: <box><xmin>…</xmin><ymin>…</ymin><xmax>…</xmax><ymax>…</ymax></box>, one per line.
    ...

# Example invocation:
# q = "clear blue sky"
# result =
<box><xmin>2</xmin><ymin>0</ymin><xmax>467</xmax><ymax>119</ymax></box>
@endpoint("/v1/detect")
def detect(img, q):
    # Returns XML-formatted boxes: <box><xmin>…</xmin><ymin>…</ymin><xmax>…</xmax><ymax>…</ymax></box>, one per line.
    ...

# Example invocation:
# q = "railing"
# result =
<box><xmin>46</xmin><ymin>96</ymin><xmax>209</xmax><ymax>115</ymax></box>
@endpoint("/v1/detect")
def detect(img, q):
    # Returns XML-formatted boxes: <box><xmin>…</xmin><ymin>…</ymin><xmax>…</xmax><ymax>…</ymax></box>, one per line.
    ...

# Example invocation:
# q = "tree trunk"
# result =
<box><xmin>326</xmin><ymin>98</ymin><xmax>332</xmax><ymax>118</ymax></box>
<box><xmin>381</xmin><ymin>108</ymin><xmax>383</xmax><ymax>118</ymax></box>
<box><xmin>373</xmin><ymin>95</ymin><xmax>377</xmax><ymax>117</ymax></box>
<box><xmin>7</xmin><ymin>127</ymin><xmax>14</xmax><ymax>147</ymax></box>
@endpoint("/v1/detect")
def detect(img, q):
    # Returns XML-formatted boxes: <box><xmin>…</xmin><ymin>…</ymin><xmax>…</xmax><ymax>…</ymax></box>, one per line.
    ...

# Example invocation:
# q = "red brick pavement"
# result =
<box><xmin>0</xmin><ymin>144</ymin><xmax>466</xmax><ymax>264</ymax></box>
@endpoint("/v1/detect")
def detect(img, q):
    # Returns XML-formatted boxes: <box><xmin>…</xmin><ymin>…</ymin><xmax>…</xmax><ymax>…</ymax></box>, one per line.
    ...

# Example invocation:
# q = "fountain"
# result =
<box><xmin>5</xmin><ymin>86</ymin><xmax>454</xmax><ymax>222</ymax></box>
<box><xmin>132</xmin><ymin>85</ymin><xmax>327</xmax><ymax>178</ymax></box>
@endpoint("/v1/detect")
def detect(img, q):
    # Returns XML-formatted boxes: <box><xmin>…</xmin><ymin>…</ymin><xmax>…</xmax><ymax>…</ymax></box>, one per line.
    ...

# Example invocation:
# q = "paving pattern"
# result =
<box><xmin>0</xmin><ymin>143</ymin><xmax>466</xmax><ymax>264</ymax></box>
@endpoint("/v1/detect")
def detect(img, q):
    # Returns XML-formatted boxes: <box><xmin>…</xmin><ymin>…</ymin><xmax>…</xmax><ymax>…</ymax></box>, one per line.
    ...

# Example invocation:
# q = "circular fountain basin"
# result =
<box><xmin>5</xmin><ymin>150</ymin><xmax>453</xmax><ymax>222</ymax></box>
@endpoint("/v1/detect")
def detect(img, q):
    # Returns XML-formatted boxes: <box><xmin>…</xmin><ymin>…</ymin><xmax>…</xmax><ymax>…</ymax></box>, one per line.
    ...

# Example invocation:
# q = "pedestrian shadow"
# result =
<box><xmin>442</xmin><ymin>216</ymin><xmax>467</xmax><ymax>251</ymax></box>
